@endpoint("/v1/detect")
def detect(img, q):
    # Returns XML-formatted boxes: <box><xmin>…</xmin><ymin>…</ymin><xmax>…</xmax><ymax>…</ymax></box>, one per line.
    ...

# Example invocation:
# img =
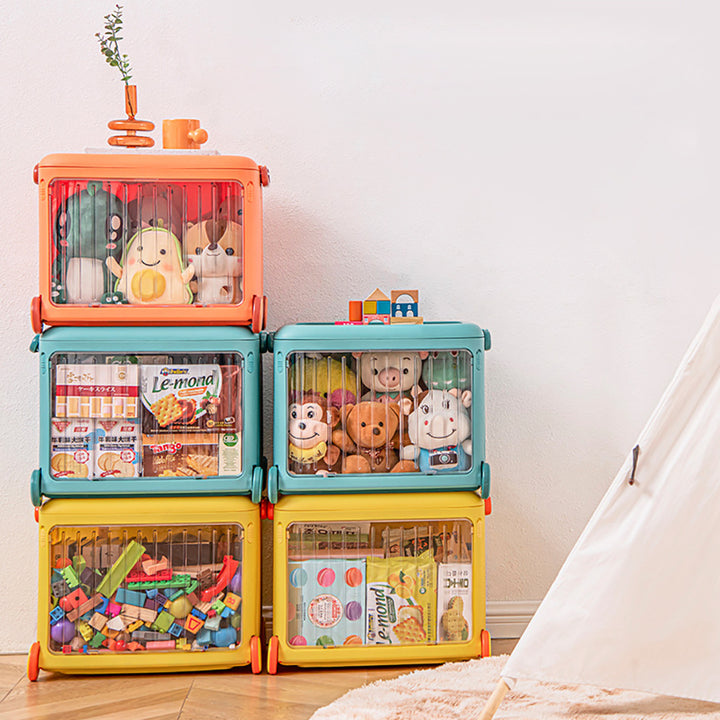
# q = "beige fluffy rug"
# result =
<box><xmin>309</xmin><ymin>655</ymin><xmax>720</xmax><ymax>720</ymax></box>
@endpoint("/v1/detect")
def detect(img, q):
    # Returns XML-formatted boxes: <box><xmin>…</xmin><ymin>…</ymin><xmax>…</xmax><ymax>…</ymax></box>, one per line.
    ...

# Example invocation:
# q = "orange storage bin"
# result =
<box><xmin>32</xmin><ymin>153</ymin><xmax>269</xmax><ymax>332</ymax></box>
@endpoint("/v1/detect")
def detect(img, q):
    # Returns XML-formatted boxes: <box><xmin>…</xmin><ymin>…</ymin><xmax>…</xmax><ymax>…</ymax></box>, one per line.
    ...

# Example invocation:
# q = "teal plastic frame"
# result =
<box><xmin>31</xmin><ymin>326</ymin><xmax>263</xmax><ymax>505</ymax></box>
<box><xmin>268</xmin><ymin>322</ymin><xmax>491</xmax><ymax>502</ymax></box>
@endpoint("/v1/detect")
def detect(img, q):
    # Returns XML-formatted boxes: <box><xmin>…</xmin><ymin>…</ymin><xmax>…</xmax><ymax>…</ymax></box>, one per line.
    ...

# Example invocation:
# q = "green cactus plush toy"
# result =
<box><xmin>52</xmin><ymin>182</ymin><xmax>126</xmax><ymax>304</ymax></box>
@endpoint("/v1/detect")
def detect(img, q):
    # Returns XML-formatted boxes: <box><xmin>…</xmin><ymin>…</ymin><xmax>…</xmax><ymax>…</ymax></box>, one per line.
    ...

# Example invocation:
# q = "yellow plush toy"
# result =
<box><xmin>107</xmin><ymin>227</ymin><xmax>194</xmax><ymax>304</ymax></box>
<box><xmin>289</xmin><ymin>357</ymin><xmax>358</xmax><ymax>408</ymax></box>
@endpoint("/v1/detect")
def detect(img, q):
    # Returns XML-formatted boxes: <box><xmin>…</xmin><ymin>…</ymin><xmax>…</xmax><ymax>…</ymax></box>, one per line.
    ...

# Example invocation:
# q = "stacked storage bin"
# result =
<box><xmin>264</xmin><ymin>318</ymin><xmax>492</xmax><ymax>672</ymax></box>
<box><xmin>27</xmin><ymin>151</ymin><xmax>269</xmax><ymax>679</ymax></box>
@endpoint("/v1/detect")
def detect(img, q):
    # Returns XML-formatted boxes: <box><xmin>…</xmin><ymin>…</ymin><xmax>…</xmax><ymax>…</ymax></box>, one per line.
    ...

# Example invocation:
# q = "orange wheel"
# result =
<box><xmin>485</xmin><ymin>498</ymin><xmax>492</xmax><ymax>516</ymax></box>
<box><xmin>250</xmin><ymin>635</ymin><xmax>261</xmax><ymax>674</ymax></box>
<box><xmin>27</xmin><ymin>642</ymin><xmax>40</xmax><ymax>682</ymax></box>
<box><xmin>480</xmin><ymin>629</ymin><xmax>491</xmax><ymax>658</ymax></box>
<box><xmin>30</xmin><ymin>297</ymin><xmax>43</xmax><ymax>334</ymax></box>
<box><xmin>267</xmin><ymin>501</ymin><xmax>274</xmax><ymax>520</ymax></box>
<box><xmin>267</xmin><ymin>635</ymin><xmax>279</xmax><ymax>675</ymax></box>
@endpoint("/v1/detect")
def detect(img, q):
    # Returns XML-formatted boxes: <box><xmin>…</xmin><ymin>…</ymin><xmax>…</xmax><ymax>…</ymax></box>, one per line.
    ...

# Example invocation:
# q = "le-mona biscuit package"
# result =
<box><xmin>366</xmin><ymin>554</ymin><xmax>436</xmax><ymax>645</ymax></box>
<box><xmin>140</xmin><ymin>364</ymin><xmax>240</xmax><ymax>434</ymax></box>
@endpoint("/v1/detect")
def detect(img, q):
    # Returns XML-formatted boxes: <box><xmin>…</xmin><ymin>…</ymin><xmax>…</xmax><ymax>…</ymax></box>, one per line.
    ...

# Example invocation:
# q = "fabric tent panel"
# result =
<box><xmin>503</xmin><ymin>295</ymin><xmax>720</xmax><ymax>704</ymax></box>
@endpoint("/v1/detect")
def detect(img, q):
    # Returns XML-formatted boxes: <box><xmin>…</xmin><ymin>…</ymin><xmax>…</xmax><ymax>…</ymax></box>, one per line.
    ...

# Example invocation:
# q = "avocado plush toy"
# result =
<box><xmin>106</xmin><ymin>227</ymin><xmax>194</xmax><ymax>304</ymax></box>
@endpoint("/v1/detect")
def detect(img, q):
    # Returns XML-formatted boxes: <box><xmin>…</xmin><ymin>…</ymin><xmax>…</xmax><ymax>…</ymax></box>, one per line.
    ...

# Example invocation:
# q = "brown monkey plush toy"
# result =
<box><xmin>287</xmin><ymin>393</ymin><xmax>342</xmax><ymax>474</ymax></box>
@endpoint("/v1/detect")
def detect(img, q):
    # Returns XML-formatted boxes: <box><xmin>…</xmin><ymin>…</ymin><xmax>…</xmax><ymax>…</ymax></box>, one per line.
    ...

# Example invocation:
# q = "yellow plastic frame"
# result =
<box><xmin>35</xmin><ymin>496</ymin><xmax>260</xmax><ymax>675</ymax></box>
<box><xmin>272</xmin><ymin>492</ymin><xmax>486</xmax><ymax>668</ymax></box>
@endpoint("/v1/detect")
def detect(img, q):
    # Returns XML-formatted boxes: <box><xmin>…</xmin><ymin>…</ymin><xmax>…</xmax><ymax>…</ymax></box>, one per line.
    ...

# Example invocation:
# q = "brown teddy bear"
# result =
<box><xmin>332</xmin><ymin>401</ymin><xmax>417</xmax><ymax>474</ymax></box>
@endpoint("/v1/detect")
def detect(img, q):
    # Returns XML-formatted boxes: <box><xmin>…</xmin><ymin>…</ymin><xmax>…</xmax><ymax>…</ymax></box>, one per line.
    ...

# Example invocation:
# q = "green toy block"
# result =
<box><xmin>97</xmin><ymin>540</ymin><xmax>146</xmax><ymax>598</ymax></box>
<box><xmin>127</xmin><ymin>573</ymin><xmax>192</xmax><ymax>591</ymax></box>
<box><xmin>89</xmin><ymin>632</ymin><xmax>105</xmax><ymax>649</ymax></box>
<box><xmin>152</xmin><ymin>611</ymin><xmax>175</xmax><ymax>634</ymax></box>
<box><xmin>61</xmin><ymin>566</ymin><xmax>80</xmax><ymax>589</ymax></box>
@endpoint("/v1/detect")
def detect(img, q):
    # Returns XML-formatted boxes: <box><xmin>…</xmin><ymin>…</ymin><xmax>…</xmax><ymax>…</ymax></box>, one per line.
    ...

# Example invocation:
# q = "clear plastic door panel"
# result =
<box><xmin>49</xmin><ymin>179</ymin><xmax>243</xmax><ymax>307</ymax></box>
<box><xmin>286</xmin><ymin>519</ymin><xmax>473</xmax><ymax>647</ymax></box>
<box><xmin>47</xmin><ymin>522</ymin><xmax>243</xmax><ymax>654</ymax></box>
<box><xmin>286</xmin><ymin>350</ymin><xmax>474</xmax><ymax>475</ymax></box>
<box><xmin>49</xmin><ymin>351</ymin><xmax>243</xmax><ymax>480</ymax></box>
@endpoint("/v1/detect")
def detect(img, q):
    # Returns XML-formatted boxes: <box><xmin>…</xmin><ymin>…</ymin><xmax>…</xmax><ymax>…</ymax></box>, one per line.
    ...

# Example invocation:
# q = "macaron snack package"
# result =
<box><xmin>286</xmin><ymin>519</ymin><xmax>473</xmax><ymax>647</ymax></box>
<box><xmin>287</xmin><ymin>559</ymin><xmax>366</xmax><ymax>647</ymax></box>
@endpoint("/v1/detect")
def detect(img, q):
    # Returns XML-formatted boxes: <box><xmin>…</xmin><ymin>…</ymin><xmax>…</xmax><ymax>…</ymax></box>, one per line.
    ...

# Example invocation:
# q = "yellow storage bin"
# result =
<box><xmin>29</xmin><ymin>496</ymin><xmax>261</xmax><ymax>679</ymax></box>
<box><xmin>268</xmin><ymin>492</ymin><xmax>490</xmax><ymax>672</ymax></box>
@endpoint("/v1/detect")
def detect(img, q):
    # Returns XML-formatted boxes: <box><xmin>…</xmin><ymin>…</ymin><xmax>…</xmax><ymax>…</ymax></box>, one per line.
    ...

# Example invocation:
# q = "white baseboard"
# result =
<box><xmin>486</xmin><ymin>600</ymin><xmax>539</xmax><ymax>639</ymax></box>
<box><xmin>262</xmin><ymin>600</ymin><xmax>538</xmax><ymax>641</ymax></box>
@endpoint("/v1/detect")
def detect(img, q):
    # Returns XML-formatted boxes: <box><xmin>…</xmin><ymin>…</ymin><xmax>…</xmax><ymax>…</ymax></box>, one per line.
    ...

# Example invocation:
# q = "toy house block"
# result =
<box><xmin>391</xmin><ymin>289</ymin><xmax>420</xmax><ymax>318</ymax></box>
<box><xmin>363</xmin><ymin>315</ymin><xmax>391</xmax><ymax>325</ymax></box>
<box><xmin>363</xmin><ymin>288</ymin><xmax>391</xmax><ymax>322</ymax></box>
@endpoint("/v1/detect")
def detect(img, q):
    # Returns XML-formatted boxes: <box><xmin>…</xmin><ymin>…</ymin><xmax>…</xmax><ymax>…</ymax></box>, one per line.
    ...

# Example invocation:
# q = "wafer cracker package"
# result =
<box><xmin>436</xmin><ymin>563</ymin><xmax>472</xmax><ymax>642</ymax></box>
<box><xmin>94</xmin><ymin>419</ymin><xmax>141</xmax><ymax>478</ymax></box>
<box><xmin>55</xmin><ymin>363</ymin><xmax>139</xmax><ymax>419</ymax></box>
<box><xmin>142</xmin><ymin>432</ymin><xmax>241</xmax><ymax>477</ymax></box>
<box><xmin>366</xmin><ymin>554</ymin><xmax>436</xmax><ymax>645</ymax></box>
<box><xmin>50</xmin><ymin>419</ymin><xmax>95</xmax><ymax>478</ymax></box>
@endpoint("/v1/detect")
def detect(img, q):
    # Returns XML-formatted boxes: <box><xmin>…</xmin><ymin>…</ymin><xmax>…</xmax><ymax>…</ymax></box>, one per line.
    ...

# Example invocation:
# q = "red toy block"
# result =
<box><xmin>200</xmin><ymin>555</ymin><xmax>239</xmax><ymax>603</ymax></box>
<box><xmin>59</xmin><ymin>588</ymin><xmax>89</xmax><ymax>612</ymax></box>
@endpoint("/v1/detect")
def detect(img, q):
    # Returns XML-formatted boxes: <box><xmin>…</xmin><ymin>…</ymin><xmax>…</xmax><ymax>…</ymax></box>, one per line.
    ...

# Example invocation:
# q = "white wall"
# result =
<box><xmin>2</xmin><ymin>0</ymin><xmax>719</xmax><ymax>652</ymax></box>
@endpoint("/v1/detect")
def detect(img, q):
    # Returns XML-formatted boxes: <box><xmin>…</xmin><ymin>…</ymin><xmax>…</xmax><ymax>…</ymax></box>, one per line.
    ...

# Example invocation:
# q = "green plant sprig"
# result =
<box><xmin>96</xmin><ymin>4</ymin><xmax>132</xmax><ymax>85</ymax></box>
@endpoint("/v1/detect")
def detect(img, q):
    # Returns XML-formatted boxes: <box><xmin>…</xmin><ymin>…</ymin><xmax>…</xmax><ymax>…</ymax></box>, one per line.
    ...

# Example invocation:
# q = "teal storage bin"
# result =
<box><xmin>267</xmin><ymin>322</ymin><xmax>491</xmax><ymax>502</ymax></box>
<box><xmin>31</xmin><ymin>326</ymin><xmax>263</xmax><ymax>505</ymax></box>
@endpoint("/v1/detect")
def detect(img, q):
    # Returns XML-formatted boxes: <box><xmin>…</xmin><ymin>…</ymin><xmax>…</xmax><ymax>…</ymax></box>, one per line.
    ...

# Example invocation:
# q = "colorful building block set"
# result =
<box><xmin>27</xmin><ymin>131</ymin><xmax>491</xmax><ymax>680</ymax></box>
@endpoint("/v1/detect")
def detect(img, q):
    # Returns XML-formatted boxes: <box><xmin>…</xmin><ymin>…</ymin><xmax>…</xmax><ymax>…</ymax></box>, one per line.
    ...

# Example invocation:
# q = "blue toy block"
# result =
<box><xmin>392</xmin><ymin>301</ymin><xmax>418</xmax><ymax>318</ymax></box>
<box><xmin>146</xmin><ymin>588</ymin><xmax>158</xmax><ymax>599</ymax></box>
<box><xmin>96</xmin><ymin>598</ymin><xmax>110</xmax><ymax>615</ymax></box>
<box><xmin>191</xmin><ymin>608</ymin><xmax>207</xmax><ymax>621</ymax></box>
<box><xmin>115</xmin><ymin>587</ymin><xmax>145</xmax><ymax>607</ymax></box>
<box><xmin>168</xmin><ymin>622</ymin><xmax>183</xmax><ymax>638</ymax></box>
<box><xmin>49</xmin><ymin>606</ymin><xmax>65</xmax><ymax>625</ymax></box>
<box><xmin>195</xmin><ymin>628</ymin><xmax>213</xmax><ymax>646</ymax></box>
<box><xmin>376</xmin><ymin>299</ymin><xmax>391</xmax><ymax>314</ymax></box>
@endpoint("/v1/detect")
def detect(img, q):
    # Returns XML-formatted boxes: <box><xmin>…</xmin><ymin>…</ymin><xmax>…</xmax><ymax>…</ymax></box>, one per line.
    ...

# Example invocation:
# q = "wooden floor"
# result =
<box><xmin>0</xmin><ymin>640</ymin><xmax>517</xmax><ymax>720</ymax></box>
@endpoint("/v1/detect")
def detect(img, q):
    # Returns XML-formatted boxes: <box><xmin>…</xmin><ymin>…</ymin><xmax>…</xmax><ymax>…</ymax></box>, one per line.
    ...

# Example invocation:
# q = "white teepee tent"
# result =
<box><xmin>481</xmin><ymin>296</ymin><xmax>720</xmax><ymax>718</ymax></box>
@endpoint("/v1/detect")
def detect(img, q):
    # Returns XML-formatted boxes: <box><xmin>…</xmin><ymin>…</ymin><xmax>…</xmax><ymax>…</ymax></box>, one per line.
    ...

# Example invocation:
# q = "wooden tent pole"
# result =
<box><xmin>478</xmin><ymin>679</ymin><xmax>510</xmax><ymax>720</ymax></box>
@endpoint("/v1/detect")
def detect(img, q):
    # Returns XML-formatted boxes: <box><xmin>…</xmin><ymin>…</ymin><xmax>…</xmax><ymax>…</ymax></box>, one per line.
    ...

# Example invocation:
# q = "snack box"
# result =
<box><xmin>366</xmin><ymin>555</ymin><xmax>437</xmax><ymax>645</ymax></box>
<box><xmin>266</xmin><ymin>322</ymin><xmax>491</xmax><ymax>501</ymax></box>
<box><xmin>32</xmin><ymin>326</ymin><xmax>262</xmax><ymax>505</ymax></box>
<box><xmin>31</xmin><ymin>152</ymin><xmax>268</xmax><ymax>333</ymax></box>
<box><xmin>268</xmin><ymin>492</ymin><xmax>490</xmax><ymax>672</ymax></box>
<box><xmin>287</xmin><ymin>558</ymin><xmax>366</xmax><ymax>647</ymax></box>
<box><xmin>28</xmin><ymin>496</ymin><xmax>262</xmax><ymax>680</ymax></box>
